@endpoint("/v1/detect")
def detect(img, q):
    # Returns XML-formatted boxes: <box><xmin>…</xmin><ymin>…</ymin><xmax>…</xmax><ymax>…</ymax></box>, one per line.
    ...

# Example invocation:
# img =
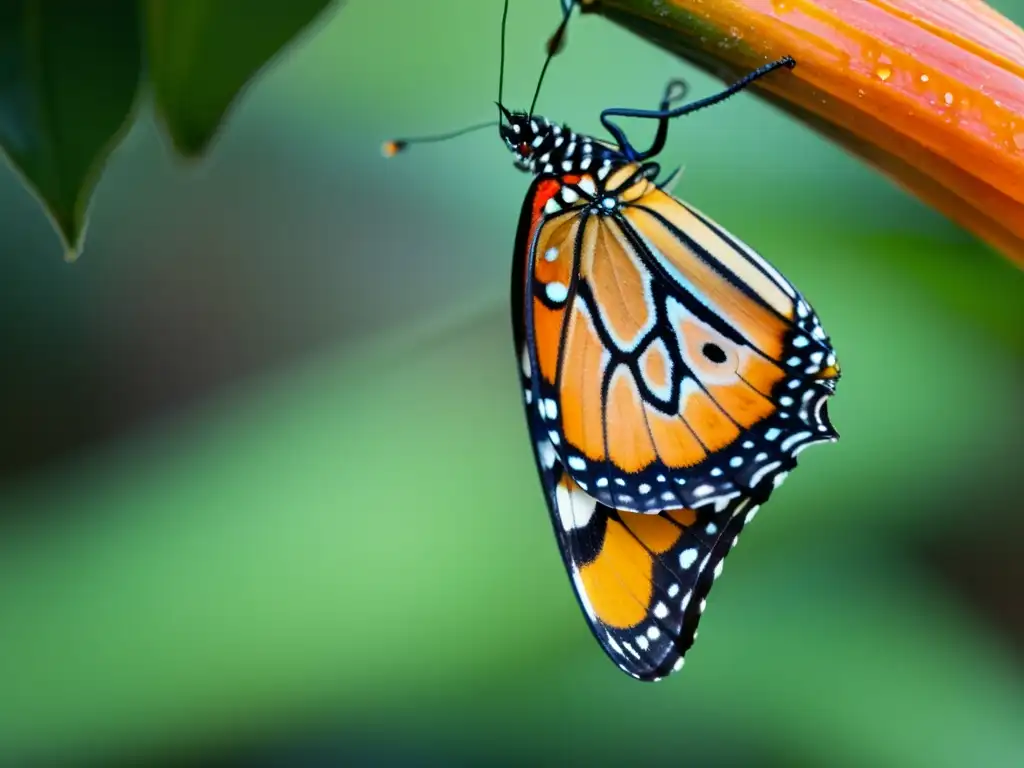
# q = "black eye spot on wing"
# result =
<box><xmin>701</xmin><ymin>342</ymin><xmax>727</xmax><ymax>364</ymax></box>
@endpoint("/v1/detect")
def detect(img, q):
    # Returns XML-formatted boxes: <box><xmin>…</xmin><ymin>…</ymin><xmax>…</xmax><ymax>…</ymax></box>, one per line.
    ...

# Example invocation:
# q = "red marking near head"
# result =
<box><xmin>531</xmin><ymin>179</ymin><xmax>562</xmax><ymax>227</ymax></box>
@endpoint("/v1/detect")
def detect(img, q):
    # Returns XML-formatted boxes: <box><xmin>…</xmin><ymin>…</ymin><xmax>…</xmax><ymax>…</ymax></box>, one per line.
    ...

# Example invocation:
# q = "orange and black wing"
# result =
<box><xmin>511</xmin><ymin>165</ymin><xmax>839</xmax><ymax>679</ymax></box>
<box><xmin>535</xmin><ymin>448</ymin><xmax>759</xmax><ymax>681</ymax></box>
<box><xmin>513</xmin><ymin>163</ymin><xmax>839</xmax><ymax>515</ymax></box>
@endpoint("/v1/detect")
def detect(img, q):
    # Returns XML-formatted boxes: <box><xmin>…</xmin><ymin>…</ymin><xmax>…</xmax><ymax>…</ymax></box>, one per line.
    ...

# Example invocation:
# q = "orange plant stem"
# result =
<box><xmin>585</xmin><ymin>0</ymin><xmax>1024</xmax><ymax>267</ymax></box>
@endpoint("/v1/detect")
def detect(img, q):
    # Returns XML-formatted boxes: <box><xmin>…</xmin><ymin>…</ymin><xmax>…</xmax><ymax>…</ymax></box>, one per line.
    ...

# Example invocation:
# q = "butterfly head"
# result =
<box><xmin>499</xmin><ymin>107</ymin><xmax>560</xmax><ymax>173</ymax></box>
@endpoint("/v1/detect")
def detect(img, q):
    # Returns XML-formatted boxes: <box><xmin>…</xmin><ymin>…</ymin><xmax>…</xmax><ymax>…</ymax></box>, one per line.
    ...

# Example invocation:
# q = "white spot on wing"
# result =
<box><xmin>557</xmin><ymin>480</ymin><xmax>596</xmax><ymax>532</ymax></box>
<box><xmin>749</xmin><ymin>460</ymin><xmax>781</xmax><ymax>488</ymax></box>
<box><xmin>538</xmin><ymin>441</ymin><xmax>557</xmax><ymax>469</ymax></box>
<box><xmin>713</xmin><ymin>493</ymin><xmax>739</xmax><ymax>513</ymax></box>
<box><xmin>605</xmin><ymin>631</ymin><xmax>622</xmax><ymax>655</ymax></box>
<box><xmin>781</xmin><ymin>431</ymin><xmax>811</xmax><ymax>452</ymax></box>
<box><xmin>546</xmin><ymin>282</ymin><xmax>569</xmax><ymax>303</ymax></box>
<box><xmin>679</xmin><ymin>548</ymin><xmax>698</xmax><ymax>569</ymax></box>
<box><xmin>542</xmin><ymin>398</ymin><xmax>558</xmax><ymax>420</ymax></box>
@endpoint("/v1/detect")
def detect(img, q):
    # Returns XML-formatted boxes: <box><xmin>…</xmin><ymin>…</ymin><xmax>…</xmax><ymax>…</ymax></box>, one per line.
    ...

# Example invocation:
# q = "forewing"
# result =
<box><xmin>517</xmin><ymin>167</ymin><xmax>841</xmax><ymax>513</ymax></box>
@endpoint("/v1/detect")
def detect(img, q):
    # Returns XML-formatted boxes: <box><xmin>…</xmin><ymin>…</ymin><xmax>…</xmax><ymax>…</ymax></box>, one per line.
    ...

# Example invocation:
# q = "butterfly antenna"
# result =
<box><xmin>382</xmin><ymin>0</ymin><xmax>510</xmax><ymax>158</ymax></box>
<box><xmin>382</xmin><ymin>121</ymin><xmax>496</xmax><ymax>158</ymax></box>
<box><xmin>528</xmin><ymin>1</ymin><xmax>574</xmax><ymax>118</ymax></box>
<box><xmin>498</xmin><ymin>0</ymin><xmax>509</xmax><ymax>114</ymax></box>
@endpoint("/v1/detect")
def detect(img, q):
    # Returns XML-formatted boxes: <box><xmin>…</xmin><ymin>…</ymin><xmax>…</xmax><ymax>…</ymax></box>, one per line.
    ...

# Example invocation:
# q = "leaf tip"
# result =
<box><xmin>45</xmin><ymin>204</ymin><xmax>87</xmax><ymax>263</ymax></box>
<box><xmin>62</xmin><ymin>243</ymin><xmax>83</xmax><ymax>264</ymax></box>
<box><xmin>168</xmin><ymin>127</ymin><xmax>216</xmax><ymax>159</ymax></box>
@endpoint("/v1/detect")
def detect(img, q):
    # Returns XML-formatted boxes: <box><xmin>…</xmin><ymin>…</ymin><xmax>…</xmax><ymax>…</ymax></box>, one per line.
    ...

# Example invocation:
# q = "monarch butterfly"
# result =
<box><xmin>387</xmin><ymin>1</ymin><xmax>839</xmax><ymax>681</ymax></box>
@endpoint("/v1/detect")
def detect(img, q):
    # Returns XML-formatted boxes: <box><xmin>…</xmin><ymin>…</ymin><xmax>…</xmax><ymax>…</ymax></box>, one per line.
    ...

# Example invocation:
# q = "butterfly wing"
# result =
<box><xmin>512</xmin><ymin>165</ymin><xmax>839</xmax><ymax>680</ymax></box>
<box><xmin>536</xmin><ymin>449</ymin><xmax>759</xmax><ymax>681</ymax></box>
<box><xmin>516</xmin><ymin>164</ymin><xmax>839</xmax><ymax>514</ymax></box>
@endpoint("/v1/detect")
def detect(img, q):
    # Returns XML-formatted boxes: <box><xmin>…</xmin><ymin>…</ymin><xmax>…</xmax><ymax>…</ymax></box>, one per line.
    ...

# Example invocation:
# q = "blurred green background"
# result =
<box><xmin>1</xmin><ymin>1</ymin><xmax>1023</xmax><ymax>765</ymax></box>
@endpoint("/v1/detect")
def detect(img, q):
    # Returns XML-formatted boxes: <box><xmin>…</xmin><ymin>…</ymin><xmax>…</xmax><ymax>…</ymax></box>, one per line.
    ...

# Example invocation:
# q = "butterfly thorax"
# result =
<box><xmin>500</xmin><ymin>111</ymin><xmax>619</xmax><ymax>178</ymax></box>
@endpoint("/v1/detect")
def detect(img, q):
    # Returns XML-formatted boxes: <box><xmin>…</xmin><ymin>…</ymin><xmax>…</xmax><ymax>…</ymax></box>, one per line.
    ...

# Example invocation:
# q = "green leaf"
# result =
<box><xmin>145</xmin><ymin>0</ymin><xmax>335</xmax><ymax>157</ymax></box>
<box><xmin>0</xmin><ymin>0</ymin><xmax>141</xmax><ymax>259</ymax></box>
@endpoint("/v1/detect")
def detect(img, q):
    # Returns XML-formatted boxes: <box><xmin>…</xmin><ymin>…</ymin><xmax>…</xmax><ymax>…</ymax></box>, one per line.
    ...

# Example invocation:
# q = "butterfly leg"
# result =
<box><xmin>597</xmin><ymin>77</ymin><xmax>685</xmax><ymax>161</ymax></box>
<box><xmin>599</xmin><ymin>56</ymin><xmax>796</xmax><ymax>161</ymax></box>
<box><xmin>642</xmin><ymin>78</ymin><xmax>691</xmax><ymax>167</ymax></box>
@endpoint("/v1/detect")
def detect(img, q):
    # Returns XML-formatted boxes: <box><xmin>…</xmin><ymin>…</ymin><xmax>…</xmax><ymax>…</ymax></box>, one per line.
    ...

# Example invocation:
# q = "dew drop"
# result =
<box><xmin>1014</xmin><ymin>132</ymin><xmax>1024</xmax><ymax>151</ymax></box>
<box><xmin>944</xmin><ymin>92</ymin><xmax>954</xmax><ymax>106</ymax></box>
<box><xmin>876</xmin><ymin>66</ymin><xmax>892</xmax><ymax>82</ymax></box>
